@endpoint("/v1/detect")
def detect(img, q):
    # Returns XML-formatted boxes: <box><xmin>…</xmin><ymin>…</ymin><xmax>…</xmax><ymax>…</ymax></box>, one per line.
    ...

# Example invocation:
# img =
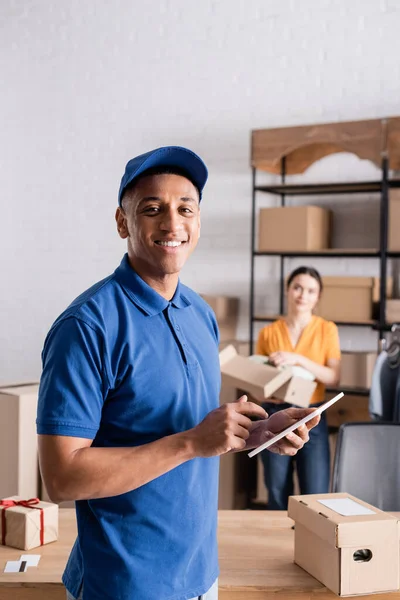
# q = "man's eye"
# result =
<box><xmin>143</xmin><ymin>207</ymin><xmax>160</xmax><ymax>214</ymax></box>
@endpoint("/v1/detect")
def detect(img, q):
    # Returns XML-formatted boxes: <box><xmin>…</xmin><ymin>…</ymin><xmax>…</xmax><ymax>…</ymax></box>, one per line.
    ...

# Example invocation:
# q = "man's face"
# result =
<box><xmin>116</xmin><ymin>173</ymin><xmax>201</xmax><ymax>280</ymax></box>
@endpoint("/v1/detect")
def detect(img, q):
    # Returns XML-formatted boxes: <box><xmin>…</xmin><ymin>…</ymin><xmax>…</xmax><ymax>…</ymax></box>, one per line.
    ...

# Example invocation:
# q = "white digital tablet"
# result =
<box><xmin>248</xmin><ymin>392</ymin><xmax>344</xmax><ymax>458</ymax></box>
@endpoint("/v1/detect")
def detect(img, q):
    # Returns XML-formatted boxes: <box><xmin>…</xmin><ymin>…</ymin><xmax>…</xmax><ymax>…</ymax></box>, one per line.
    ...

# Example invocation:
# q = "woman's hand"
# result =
<box><xmin>246</xmin><ymin>407</ymin><xmax>320</xmax><ymax>455</ymax></box>
<box><xmin>269</xmin><ymin>351</ymin><xmax>302</xmax><ymax>367</ymax></box>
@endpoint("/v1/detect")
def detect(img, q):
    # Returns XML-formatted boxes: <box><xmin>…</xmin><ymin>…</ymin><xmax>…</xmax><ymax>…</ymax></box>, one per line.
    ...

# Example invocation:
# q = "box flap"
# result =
<box><xmin>219</xmin><ymin>345</ymin><xmax>293</xmax><ymax>399</ymax></box>
<box><xmin>274</xmin><ymin>376</ymin><xmax>317</xmax><ymax>407</ymax></box>
<box><xmin>288</xmin><ymin>493</ymin><xmax>399</xmax><ymax>548</ymax></box>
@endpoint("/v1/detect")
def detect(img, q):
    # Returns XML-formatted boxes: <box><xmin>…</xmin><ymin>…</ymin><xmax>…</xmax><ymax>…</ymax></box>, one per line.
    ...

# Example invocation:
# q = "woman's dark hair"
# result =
<box><xmin>286</xmin><ymin>266</ymin><xmax>323</xmax><ymax>292</ymax></box>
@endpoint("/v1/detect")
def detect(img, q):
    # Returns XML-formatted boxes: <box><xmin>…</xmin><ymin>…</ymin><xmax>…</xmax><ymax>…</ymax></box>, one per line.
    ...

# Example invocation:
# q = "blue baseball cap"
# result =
<box><xmin>118</xmin><ymin>146</ymin><xmax>208</xmax><ymax>206</ymax></box>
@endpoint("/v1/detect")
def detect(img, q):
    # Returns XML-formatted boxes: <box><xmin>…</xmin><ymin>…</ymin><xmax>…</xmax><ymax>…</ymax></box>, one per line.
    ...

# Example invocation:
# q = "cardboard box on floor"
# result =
<box><xmin>258</xmin><ymin>205</ymin><xmax>331</xmax><ymax>252</ymax></box>
<box><xmin>339</xmin><ymin>351</ymin><xmax>377</xmax><ymax>389</ymax></box>
<box><xmin>315</xmin><ymin>276</ymin><xmax>392</xmax><ymax>322</ymax></box>
<box><xmin>219</xmin><ymin>344</ymin><xmax>316</xmax><ymax>407</ymax></box>
<box><xmin>0</xmin><ymin>383</ymin><xmax>39</xmax><ymax>499</ymax></box>
<box><xmin>288</xmin><ymin>493</ymin><xmax>400</xmax><ymax>597</ymax></box>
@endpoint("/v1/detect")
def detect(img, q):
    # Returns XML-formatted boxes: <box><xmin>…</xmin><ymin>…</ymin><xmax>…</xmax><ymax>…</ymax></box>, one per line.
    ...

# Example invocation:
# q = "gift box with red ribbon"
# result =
<box><xmin>0</xmin><ymin>496</ymin><xmax>58</xmax><ymax>550</ymax></box>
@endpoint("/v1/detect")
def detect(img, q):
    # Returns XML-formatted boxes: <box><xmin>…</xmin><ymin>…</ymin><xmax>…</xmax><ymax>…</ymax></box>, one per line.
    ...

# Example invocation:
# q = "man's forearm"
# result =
<box><xmin>40</xmin><ymin>432</ymin><xmax>197</xmax><ymax>503</ymax></box>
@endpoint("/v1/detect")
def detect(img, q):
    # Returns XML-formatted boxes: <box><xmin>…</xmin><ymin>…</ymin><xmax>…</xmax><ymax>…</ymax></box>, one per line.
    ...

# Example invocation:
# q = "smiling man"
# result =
<box><xmin>36</xmin><ymin>146</ymin><xmax>320</xmax><ymax>600</ymax></box>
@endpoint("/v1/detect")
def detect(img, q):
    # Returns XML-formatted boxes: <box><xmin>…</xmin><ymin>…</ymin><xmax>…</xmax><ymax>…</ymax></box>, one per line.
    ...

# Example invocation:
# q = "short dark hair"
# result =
<box><xmin>287</xmin><ymin>266</ymin><xmax>323</xmax><ymax>292</ymax></box>
<box><xmin>120</xmin><ymin>165</ymin><xmax>200</xmax><ymax>210</ymax></box>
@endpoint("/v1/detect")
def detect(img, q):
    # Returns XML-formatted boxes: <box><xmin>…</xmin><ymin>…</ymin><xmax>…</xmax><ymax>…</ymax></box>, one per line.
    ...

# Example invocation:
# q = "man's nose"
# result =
<box><xmin>159</xmin><ymin>210</ymin><xmax>184</xmax><ymax>231</ymax></box>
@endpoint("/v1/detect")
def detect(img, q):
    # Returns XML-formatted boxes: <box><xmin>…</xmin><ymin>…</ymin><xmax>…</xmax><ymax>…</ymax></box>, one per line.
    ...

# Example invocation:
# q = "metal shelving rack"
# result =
<box><xmin>249</xmin><ymin>157</ymin><xmax>398</xmax><ymax>398</ymax></box>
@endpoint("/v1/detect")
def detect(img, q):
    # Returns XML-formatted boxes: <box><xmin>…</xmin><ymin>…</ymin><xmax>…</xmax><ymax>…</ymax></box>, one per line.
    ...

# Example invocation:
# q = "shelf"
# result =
<box><xmin>255</xmin><ymin>181</ymin><xmax>382</xmax><ymax>195</ymax></box>
<box><xmin>253</xmin><ymin>315</ymin><xmax>376</xmax><ymax>328</ymax></box>
<box><xmin>254</xmin><ymin>249</ymin><xmax>380</xmax><ymax>258</ymax></box>
<box><xmin>326</xmin><ymin>386</ymin><xmax>369</xmax><ymax>397</ymax></box>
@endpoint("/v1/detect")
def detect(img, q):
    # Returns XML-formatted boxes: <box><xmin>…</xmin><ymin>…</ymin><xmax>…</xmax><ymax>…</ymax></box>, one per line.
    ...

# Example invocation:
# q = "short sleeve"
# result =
<box><xmin>325</xmin><ymin>321</ymin><xmax>341</xmax><ymax>362</ymax></box>
<box><xmin>36</xmin><ymin>317</ymin><xmax>109</xmax><ymax>439</ymax></box>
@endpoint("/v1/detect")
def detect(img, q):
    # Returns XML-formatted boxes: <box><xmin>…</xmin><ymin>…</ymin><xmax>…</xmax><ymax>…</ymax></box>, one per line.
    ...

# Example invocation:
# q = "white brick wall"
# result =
<box><xmin>1</xmin><ymin>0</ymin><xmax>400</xmax><ymax>382</ymax></box>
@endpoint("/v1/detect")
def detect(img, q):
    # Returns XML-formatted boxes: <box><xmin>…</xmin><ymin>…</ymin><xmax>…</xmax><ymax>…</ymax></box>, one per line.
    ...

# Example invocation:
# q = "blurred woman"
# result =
<box><xmin>257</xmin><ymin>266</ymin><xmax>341</xmax><ymax>510</ymax></box>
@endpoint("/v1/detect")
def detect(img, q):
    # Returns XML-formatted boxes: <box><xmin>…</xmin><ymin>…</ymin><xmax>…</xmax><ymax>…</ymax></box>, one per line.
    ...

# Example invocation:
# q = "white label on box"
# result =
<box><xmin>318</xmin><ymin>498</ymin><xmax>376</xmax><ymax>516</ymax></box>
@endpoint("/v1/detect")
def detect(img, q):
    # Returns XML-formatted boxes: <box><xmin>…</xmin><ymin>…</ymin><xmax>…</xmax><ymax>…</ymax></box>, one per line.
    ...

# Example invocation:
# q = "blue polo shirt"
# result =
<box><xmin>36</xmin><ymin>254</ymin><xmax>221</xmax><ymax>600</ymax></box>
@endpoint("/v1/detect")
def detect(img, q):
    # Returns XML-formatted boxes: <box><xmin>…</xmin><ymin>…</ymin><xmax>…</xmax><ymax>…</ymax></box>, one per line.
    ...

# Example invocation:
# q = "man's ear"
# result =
<box><xmin>115</xmin><ymin>207</ymin><xmax>129</xmax><ymax>239</ymax></box>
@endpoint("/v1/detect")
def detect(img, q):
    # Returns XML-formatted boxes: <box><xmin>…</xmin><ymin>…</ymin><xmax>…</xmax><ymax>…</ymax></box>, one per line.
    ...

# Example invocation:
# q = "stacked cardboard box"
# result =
<box><xmin>218</xmin><ymin>340</ymin><xmax>250</xmax><ymax>510</ymax></box>
<box><xmin>340</xmin><ymin>351</ymin><xmax>377</xmax><ymax>389</ymax></box>
<box><xmin>0</xmin><ymin>384</ymin><xmax>39</xmax><ymax>500</ymax></box>
<box><xmin>389</xmin><ymin>189</ymin><xmax>400</xmax><ymax>251</ymax></box>
<box><xmin>326</xmin><ymin>393</ymin><xmax>370</xmax><ymax>429</ymax></box>
<box><xmin>386</xmin><ymin>299</ymin><xmax>400</xmax><ymax>323</ymax></box>
<box><xmin>258</xmin><ymin>205</ymin><xmax>331</xmax><ymax>252</ymax></box>
<box><xmin>201</xmin><ymin>294</ymin><xmax>239</xmax><ymax>342</ymax></box>
<box><xmin>315</xmin><ymin>276</ymin><xmax>392</xmax><ymax>322</ymax></box>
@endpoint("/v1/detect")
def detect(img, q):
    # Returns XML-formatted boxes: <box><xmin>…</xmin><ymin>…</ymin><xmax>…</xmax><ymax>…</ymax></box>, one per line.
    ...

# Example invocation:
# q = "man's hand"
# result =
<box><xmin>246</xmin><ymin>407</ymin><xmax>320</xmax><ymax>456</ymax></box>
<box><xmin>188</xmin><ymin>395</ymin><xmax>268</xmax><ymax>457</ymax></box>
<box><xmin>268</xmin><ymin>351</ymin><xmax>300</xmax><ymax>367</ymax></box>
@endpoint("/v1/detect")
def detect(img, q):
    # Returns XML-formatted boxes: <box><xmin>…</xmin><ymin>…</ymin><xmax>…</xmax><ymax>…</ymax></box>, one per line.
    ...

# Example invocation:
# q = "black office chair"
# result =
<box><xmin>331</xmin><ymin>422</ymin><xmax>400</xmax><ymax>511</ymax></box>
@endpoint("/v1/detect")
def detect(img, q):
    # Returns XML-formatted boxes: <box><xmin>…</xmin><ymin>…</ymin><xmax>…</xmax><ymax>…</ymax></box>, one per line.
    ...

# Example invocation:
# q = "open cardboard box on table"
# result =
<box><xmin>219</xmin><ymin>345</ymin><xmax>317</xmax><ymax>407</ymax></box>
<box><xmin>288</xmin><ymin>493</ymin><xmax>400</xmax><ymax>596</ymax></box>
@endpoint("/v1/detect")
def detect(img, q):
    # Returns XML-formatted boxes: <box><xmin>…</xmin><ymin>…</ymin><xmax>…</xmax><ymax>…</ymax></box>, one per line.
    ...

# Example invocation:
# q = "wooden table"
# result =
<box><xmin>0</xmin><ymin>510</ymin><xmax>399</xmax><ymax>599</ymax></box>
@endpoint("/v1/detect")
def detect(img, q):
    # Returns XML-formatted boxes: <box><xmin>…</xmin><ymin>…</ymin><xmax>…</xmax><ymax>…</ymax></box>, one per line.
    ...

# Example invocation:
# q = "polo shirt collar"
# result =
<box><xmin>114</xmin><ymin>254</ymin><xmax>191</xmax><ymax>315</ymax></box>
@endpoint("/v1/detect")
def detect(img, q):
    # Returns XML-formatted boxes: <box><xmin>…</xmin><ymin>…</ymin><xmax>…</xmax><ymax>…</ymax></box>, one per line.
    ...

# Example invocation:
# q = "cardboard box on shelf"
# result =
<box><xmin>389</xmin><ymin>189</ymin><xmax>400</xmax><ymax>252</ymax></box>
<box><xmin>339</xmin><ymin>352</ymin><xmax>377</xmax><ymax>389</ymax></box>
<box><xmin>258</xmin><ymin>205</ymin><xmax>331</xmax><ymax>252</ymax></box>
<box><xmin>386</xmin><ymin>299</ymin><xmax>400</xmax><ymax>324</ymax></box>
<box><xmin>0</xmin><ymin>496</ymin><xmax>58</xmax><ymax>551</ymax></box>
<box><xmin>201</xmin><ymin>294</ymin><xmax>239</xmax><ymax>342</ymax></box>
<box><xmin>326</xmin><ymin>393</ymin><xmax>370</xmax><ymax>428</ymax></box>
<box><xmin>315</xmin><ymin>277</ymin><xmax>379</xmax><ymax>322</ymax></box>
<box><xmin>372</xmin><ymin>276</ymin><xmax>393</xmax><ymax>303</ymax></box>
<box><xmin>219</xmin><ymin>345</ymin><xmax>316</xmax><ymax>407</ymax></box>
<box><xmin>0</xmin><ymin>384</ymin><xmax>39</xmax><ymax>499</ymax></box>
<box><xmin>288</xmin><ymin>493</ymin><xmax>400</xmax><ymax>596</ymax></box>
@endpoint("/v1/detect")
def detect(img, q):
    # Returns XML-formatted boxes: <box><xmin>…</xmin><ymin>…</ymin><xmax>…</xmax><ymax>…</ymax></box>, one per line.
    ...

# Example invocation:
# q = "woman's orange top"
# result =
<box><xmin>256</xmin><ymin>315</ymin><xmax>341</xmax><ymax>405</ymax></box>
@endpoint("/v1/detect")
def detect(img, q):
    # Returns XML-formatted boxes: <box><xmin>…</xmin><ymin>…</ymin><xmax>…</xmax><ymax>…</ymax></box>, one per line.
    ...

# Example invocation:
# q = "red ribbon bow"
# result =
<box><xmin>0</xmin><ymin>498</ymin><xmax>44</xmax><ymax>546</ymax></box>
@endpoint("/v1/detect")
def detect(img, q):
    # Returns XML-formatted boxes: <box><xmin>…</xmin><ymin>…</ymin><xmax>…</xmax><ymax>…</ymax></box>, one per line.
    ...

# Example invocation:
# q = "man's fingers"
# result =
<box><xmin>305</xmin><ymin>414</ymin><xmax>320</xmax><ymax>430</ymax></box>
<box><xmin>293</xmin><ymin>424</ymin><xmax>309</xmax><ymax>441</ymax></box>
<box><xmin>235</xmin><ymin>401</ymin><xmax>267</xmax><ymax>419</ymax></box>
<box><xmin>232</xmin><ymin>423</ymin><xmax>250</xmax><ymax>440</ymax></box>
<box><xmin>285</xmin><ymin>407</ymin><xmax>317</xmax><ymax>419</ymax></box>
<box><xmin>238</xmin><ymin>394</ymin><xmax>248</xmax><ymax>403</ymax></box>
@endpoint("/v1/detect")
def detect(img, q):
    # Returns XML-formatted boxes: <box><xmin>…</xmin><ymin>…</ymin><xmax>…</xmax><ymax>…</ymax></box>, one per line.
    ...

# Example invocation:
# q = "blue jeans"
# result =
<box><xmin>260</xmin><ymin>402</ymin><xmax>330</xmax><ymax>510</ymax></box>
<box><xmin>66</xmin><ymin>578</ymin><xmax>218</xmax><ymax>600</ymax></box>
